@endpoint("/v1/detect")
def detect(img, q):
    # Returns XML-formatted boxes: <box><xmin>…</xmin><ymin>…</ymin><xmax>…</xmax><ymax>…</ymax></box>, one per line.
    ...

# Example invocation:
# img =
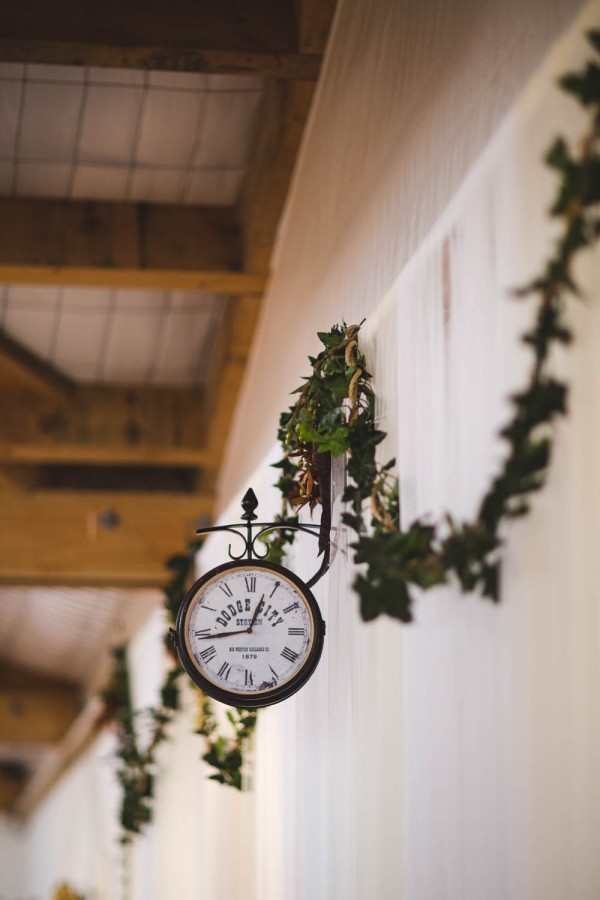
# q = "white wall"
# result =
<box><xmin>218</xmin><ymin>0</ymin><xmax>585</xmax><ymax>505</ymax></box>
<box><xmin>0</xmin><ymin>815</ymin><xmax>25</xmax><ymax>899</ymax></box>
<box><xmin>3</xmin><ymin>1</ymin><xmax>600</xmax><ymax>898</ymax></box>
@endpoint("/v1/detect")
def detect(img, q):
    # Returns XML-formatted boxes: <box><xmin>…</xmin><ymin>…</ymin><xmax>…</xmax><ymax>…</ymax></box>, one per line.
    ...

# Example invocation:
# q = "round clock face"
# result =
<box><xmin>175</xmin><ymin>560</ymin><xmax>325</xmax><ymax>708</ymax></box>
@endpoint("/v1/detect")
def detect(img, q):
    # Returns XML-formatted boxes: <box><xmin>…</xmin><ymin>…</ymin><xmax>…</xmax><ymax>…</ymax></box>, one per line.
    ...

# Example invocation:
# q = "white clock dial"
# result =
<box><xmin>182</xmin><ymin>565</ymin><xmax>316</xmax><ymax>698</ymax></box>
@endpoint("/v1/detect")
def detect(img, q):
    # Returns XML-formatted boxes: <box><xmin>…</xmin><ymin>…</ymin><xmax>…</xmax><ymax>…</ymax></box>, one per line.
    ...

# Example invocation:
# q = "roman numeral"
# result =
<box><xmin>245</xmin><ymin>669</ymin><xmax>254</xmax><ymax>686</ymax></box>
<box><xmin>194</xmin><ymin>628</ymin><xmax>211</xmax><ymax>638</ymax></box>
<box><xmin>245</xmin><ymin>575</ymin><xmax>256</xmax><ymax>592</ymax></box>
<box><xmin>269</xmin><ymin>665</ymin><xmax>279</xmax><ymax>681</ymax></box>
<box><xmin>283</xmin><ymin>601</ymin><xmax>299</xmax><ymax>614</ymax></box>
<box><xmin>219</xmin><ymin>583</ymin><xmax>233</xmax><ymax>597</ymax></box>
<box><xmin>281</xmin><ymin>646</ymin><xmax>299</xmax><ymax>663</ymax></box>
<box><xmin>288</xmin><ymin>627</ymin><xmax>304</xmax><ymax>636</ymax></box>
<box><xmin>270</xmin><ymin>581</ymin><xmax>280</xmax><ymax>598</ymax></box>
<box><xmin>217</xmin><ymin>661</ymin><xmax>232</xmax><ymax>681</ymax></box>
<box><xmin>199</xmin><ymin>645</ymin><xmax>217</xmax><ymax>663</ymax></box>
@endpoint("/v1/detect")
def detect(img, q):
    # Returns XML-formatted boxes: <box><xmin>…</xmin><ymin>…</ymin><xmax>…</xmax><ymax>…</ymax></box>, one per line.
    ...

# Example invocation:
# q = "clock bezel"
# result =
<box><xmin>175</xmin><ymin>558</ymin><xmax>326</xmax><ymax>709</ymax></box>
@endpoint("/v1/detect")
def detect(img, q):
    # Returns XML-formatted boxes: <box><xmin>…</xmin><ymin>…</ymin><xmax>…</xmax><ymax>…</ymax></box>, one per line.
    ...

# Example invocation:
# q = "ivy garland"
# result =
<box><xmin>270</xmin><ymin>32</ymin><xmax>600</xmax><ymax>623</ymax></box>
<box><xmin>102</xmin><ymin>538</ymin><xmax>258</xmax><ymax>843</ymax></box>
<box><xmin>102</xmin><ymin>33</ymin><xmax>600</xmax><ymax>842</ymax></box>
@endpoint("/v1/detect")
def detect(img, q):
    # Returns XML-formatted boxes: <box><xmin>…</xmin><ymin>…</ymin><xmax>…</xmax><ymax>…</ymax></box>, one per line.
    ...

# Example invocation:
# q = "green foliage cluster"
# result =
<box><xmin>104</xmin><ymin>538</ymin><xmax>258</xmax><ymax>843</ymax></box>
<box><xmin>101</xmin><ymin>646</ymin><xmax>180</xmax><ymax>842</ymax></box>
<box><xmin>197</xmin><ymin>697</ymin><xmax>258</xmax><ymax>789</ymax></box>
<box><xmin>272</xmin><ymin>32</ymin><xmax>600</xmax><ymax>622</ymax></box>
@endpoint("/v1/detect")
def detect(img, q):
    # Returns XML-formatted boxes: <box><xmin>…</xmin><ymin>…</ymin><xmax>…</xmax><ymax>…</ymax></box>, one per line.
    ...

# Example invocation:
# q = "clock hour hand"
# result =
<box><xmin>247</xmin><ymin>595</ymin><xmax>265</xmax><ymax>632</ymax></box>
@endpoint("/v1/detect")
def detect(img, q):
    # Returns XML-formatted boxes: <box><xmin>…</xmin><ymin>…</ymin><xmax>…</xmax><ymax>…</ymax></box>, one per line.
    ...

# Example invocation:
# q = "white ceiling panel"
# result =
<box><xmin>0</xmin><ymin>63</ymin><xmax>23</xmax><ymax>80</ymax></box>
<box><xmin>103</xmin><ymin>310</ymin><xmax>163</xmax><ymax>382</ymax></box>
<box><xmin>196</xmin><ymin>90</ymin><xmax>261</xmax><ymax>168</ymax></box>
<box><xmin>19</xmin><ymin>81</ymin><xmax>84</xmax><ymax>160</ymax></box>
<box><xmin>0</xmin><ymin>80</ymin><xmax>21</xmax><ymax>157</ymax></box>
<box><xmin>27</xmin><ymin>64</ymin><xmax>85</xmax><ymax>84</ymax></box>
<box><xmin>0</xmin><ymin>64</ymin><xmax>263</xmax><ymax>207</ymax></box>
<box><xmin>16</xmin><ymin>160</ymin><xmax>72</xmax><ymax>196</ymax></box>
<box><xmin>148</xmin><ymin>71</ymin><xmax>208</xmax><ymax>90</ymax></box>
<box><xmin>169</xmin><ymin>291</ymin><xmax>216</xmax><ymax>311</ymax></box>
<box><xmin>0</xmin><ymin>588</ymin><xmax>158</xmax><ymax>687</ymax></box>
<box><xmin>154</xmin><ymin>306</ymin><xmax>214</xmax><ymax>383</ymax></box>
<box><xmin>61</xmin><ymin>286</ymin><xmax>114</xmax><ymax>311</ymax></box>
<box><xmin>3</xmin><ymin>304</ymin><xmax>58</xmax><ymax>360</ymax></box>
<box><xmin>53</xmin><ymin>307</ymin><xmax>110</xmax><ymax>379</ymax></box>
<box><xmin>7</xmin><ymin>284</ymin><xmax>62</xmax><ymax>306</ymax></box>
<box><xmin>1</xmin><ymin>284</ymin><xmax>221</xmax><ymax>386</ymax></box>
<box><xmin>87</xmin><ymin>67</ymin><xmax>145</xmax><ymax>86</ymax></box>
<box><xmin>185</xmin><ymin>168</ymin><xmax>242</xmax><ymax>205</ymax></box>
<box><xmin>207</xmin><ymin>74</ymin><xmax>263</xmax><ymax>92</ymax></box>
<box><xmin>113</xmin><ymin>289</ymin><xmax>166</xmax><ymax>311</ymax></box>
<box><xmin>78</xmin><ymin>84</ymin><xmax>143</xmax><ymax>163</ymax></box>
<box><xmin>136</xmin><ymin>89</ymin><xmax>204</xmax><ymax>167</ymax></box>
<box><xmin>129</xmin><ymin>167</ymin><xmax>184</xmax><ymax>203</ymax></box>
<box><xmin>71</xmin><ymin>163</ymin><xmax>129</xmax><ymax>200</ymax></box>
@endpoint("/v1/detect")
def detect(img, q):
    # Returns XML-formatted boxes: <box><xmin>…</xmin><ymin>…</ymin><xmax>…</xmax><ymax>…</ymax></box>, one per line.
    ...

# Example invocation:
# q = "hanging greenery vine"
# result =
<box><xmin>271</xmin><ymin>31</ymin><xmax>600</xmax><ymax>623</ymax></box>
<box><xmin>103</xmin><ymin>538</ymin><xmax>258</xmax><ymax>843</ymax></box>
<box><xmin>101</xmin><ymin>32</ymin><xmax>599</xmax><ymax>842</ymax></box>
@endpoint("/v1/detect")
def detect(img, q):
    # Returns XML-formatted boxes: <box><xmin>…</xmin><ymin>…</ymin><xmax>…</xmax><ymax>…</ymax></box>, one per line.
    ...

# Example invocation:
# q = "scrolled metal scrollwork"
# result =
<box><xmin>195</xmin><ymin>488</ymin><xmax>330</xmax><ymax>586</ymax></box>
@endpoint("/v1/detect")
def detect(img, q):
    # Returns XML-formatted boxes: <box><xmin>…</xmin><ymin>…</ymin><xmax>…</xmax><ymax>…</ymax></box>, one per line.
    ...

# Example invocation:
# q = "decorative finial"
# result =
<box><xmin>241</xmin><ymin>488</ymin><xmax>258</xmax><ymax>521</ymax></box>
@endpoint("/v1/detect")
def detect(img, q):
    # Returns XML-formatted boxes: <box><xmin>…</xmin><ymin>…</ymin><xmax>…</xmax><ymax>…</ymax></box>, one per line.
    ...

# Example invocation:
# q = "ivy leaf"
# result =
<box><xmin>545</xmin><ymin>136</ymin><xmax>572</xmax><ymax>170</ymax></box>
<box><xmin>588</xmin><ymin>29</ymin><xmax>600</xmax><ymax>55</ymax></box>
<box><xmin>560</xmin><ymin>63</ymin><xmax>600</xmax><ymax>106</ymax></box>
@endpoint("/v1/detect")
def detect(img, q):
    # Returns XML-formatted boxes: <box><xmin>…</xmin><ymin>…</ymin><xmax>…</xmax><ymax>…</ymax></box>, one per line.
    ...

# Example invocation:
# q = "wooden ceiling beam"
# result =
<box><xmin>0</xmin><ymin>379</ymin><xmax>210</xmax><ymax>468</ymax></box>
<box><xmin>0</xmin><ymin>763</ymin><xmax>27</xmax><ymax>810</ymax></box>
<box><xmin>0</xmin><ymin>41</ymin><xmax>321</xmax><ymax>81</ymax></box>
<box><xmin>0</xmin><ymin>199</ymin><xmax>264</xmax><ymax>294</ymax></box>
<box><xmin>0</xmin><ymin>684</ymin><xmax>80</xmax><ymax>744</ymax></box>
<box><xmin>0</xmin><ymin>0</ymin><xmax>322</xmax><ymax>80</ymax></box>
<box><xmin>0</xmin><ymin>489</ymin><xmax>211</xmax><ymax>587</ymax></box>
<box><xmin>294</xmin><ymin>0</ymin><xmax>338</xmax><ymax>54</ymax></box>
<box><xmin>239</xmin><ymin>78</ymin><xmax>316</xmax><ymax>274</ymax></box>
<box><xmin>0</xmin><ymin>330</ymin><xmax>75</xmax><ymax>400</ymax></box>
<box><xmin>200</xmin><ymin>295</ymin><xmax>262</xmax><ymax>481</ymax></box>
<box><xmin>0</xmin><ymin>443</ymin><xmax>209</xmax><ymax>468</ymax></box>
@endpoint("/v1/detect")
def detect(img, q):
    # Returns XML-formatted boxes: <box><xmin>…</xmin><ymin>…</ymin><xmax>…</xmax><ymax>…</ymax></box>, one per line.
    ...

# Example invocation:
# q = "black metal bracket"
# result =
<box><xmin>195</xmin><ymin>488</ymin><xmax>330</xmax><ymax>588</ymax></box>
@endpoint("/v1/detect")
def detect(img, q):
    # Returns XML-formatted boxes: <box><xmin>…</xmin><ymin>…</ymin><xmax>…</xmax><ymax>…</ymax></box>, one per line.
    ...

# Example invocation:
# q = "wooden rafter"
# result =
<box><xmin>0</xmin><ymin>334</ymin><xmax>213</xmax><ymax>476</ymax></box>
<box><xmin>0</xmin><ymin>382</ymin><xmax>210</xmax><ymax>467</ymax></box>
<box><xmin>0</xmin><ymin>0</ymin><xmax>322</xmax><ymax>79</ymax></box>
<box><xmin>0</xmin><ymin>199</ymin><xmax>264</xmax><ymax>293</ymax></box>
<box><xmin>294</xmin><ymin>0</ymin><xmax>338</xmax><ymax>54</ymax></box>
<box><xmin>0</xmin><ymin>330</ymin><xmax>75</xmax><ymax>400</ymax></box>
<box><xmin>239</xmin><ymin>78</ymin><xmax>316</xmax><ymax>274</ymax></box>
<box><xmin>0</xmin><ymin>766</ymin><xmax>26</xmax><ymax>810</ymax></box>
<box><xmin>0</xmin><ymin>683</ymin><xmax>80</xmax><ymax>744</ymax></box>
<box><xmin>0</xmin><ymin>489</ymin><xmax>211</xmax><ymax>586</ymax></box>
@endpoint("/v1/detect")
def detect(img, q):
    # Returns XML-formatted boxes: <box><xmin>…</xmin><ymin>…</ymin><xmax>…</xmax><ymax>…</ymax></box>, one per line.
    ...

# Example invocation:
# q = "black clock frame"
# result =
<box><xmin>175</xmin><ymin>557</ymin><xmax>326</xmax><ymax>709</ymax></box>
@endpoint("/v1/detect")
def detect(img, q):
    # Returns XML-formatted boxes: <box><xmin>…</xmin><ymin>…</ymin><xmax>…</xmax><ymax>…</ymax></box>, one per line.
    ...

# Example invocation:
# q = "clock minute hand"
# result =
<box><xmin>199</xmin><ymin>628</ymin><xmax>251</xmax><ymax>639</ymax></box>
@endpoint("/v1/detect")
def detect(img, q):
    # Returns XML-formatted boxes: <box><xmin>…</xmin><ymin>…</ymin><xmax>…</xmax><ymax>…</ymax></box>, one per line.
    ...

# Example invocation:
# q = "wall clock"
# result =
<box><xmin>173</xmin><ymin>489</ymin><xmax>328</xmax><ymax>709</ymax></box>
